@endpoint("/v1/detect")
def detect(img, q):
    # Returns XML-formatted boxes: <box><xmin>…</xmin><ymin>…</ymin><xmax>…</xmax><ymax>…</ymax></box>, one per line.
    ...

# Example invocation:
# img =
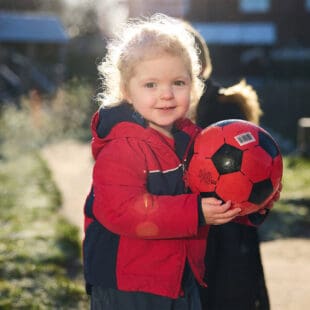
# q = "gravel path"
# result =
<box><xmin>41</xmin><ymin>139</ymin><xmax>93</xmax><ymax>239</ymax></box>
<box><xmin>41</xmin><ymin>139</ymin><xmax>310</xmax><ymax>310</ymax></box>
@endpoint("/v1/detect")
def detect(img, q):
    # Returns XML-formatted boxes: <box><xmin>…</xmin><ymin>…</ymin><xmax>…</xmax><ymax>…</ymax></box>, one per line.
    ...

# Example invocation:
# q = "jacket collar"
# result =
<box><xmin>96</xmin><ymin>101</ymin><xmax>147</xmax><ymax>139</ymax></box>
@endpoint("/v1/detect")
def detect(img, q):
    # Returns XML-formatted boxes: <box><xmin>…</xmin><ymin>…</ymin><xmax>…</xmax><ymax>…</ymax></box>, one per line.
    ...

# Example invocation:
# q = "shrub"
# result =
<box><xmin>0</xmin><ymin>78</ymin><xmax>97</xmax><ymax>159</ymax></box>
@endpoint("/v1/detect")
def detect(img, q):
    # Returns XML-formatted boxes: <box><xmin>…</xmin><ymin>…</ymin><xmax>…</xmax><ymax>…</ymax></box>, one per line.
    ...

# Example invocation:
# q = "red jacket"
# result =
<box><xmin>83</xmin><ymin>103</ymin><xmax>262</xmax><ymax>298</ymax></box>
<box><xmin>83</xmin><ymin>103</ymin><xmax>210</xmax><ymax>298</ymax></box>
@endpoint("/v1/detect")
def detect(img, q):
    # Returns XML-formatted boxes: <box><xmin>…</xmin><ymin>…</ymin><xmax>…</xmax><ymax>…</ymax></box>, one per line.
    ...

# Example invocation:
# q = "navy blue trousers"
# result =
<box><xmin>90</xmin><ymin>270</ymin><xmax>201</xmax><ymax>310</ymax></box>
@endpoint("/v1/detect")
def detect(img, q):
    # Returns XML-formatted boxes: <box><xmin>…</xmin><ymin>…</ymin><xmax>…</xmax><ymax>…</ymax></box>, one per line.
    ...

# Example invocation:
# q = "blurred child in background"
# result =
<box><xmin>185</xmin><ymin>22</ymin><xmax>270</xmax><ymax>310</ymax></box>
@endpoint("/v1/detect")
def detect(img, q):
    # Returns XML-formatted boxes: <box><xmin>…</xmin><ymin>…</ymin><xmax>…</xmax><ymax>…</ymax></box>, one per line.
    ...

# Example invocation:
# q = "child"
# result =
<box><xmin>83</xmin><ymin>14</ymin><xmax>273</xmax><ymax>310</ymax></box>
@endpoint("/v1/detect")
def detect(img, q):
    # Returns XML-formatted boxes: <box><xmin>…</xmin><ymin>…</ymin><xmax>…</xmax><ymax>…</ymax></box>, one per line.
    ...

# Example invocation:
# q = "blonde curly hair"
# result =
<box><xmin>96</xmin><ymin>14</ymin><xmax>204</xmax><ymax>118</ymax></box>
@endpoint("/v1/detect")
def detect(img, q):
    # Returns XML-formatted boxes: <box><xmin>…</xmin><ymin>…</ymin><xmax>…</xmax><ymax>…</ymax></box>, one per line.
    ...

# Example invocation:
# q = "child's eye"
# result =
<box><xmin>174</xmin><ymin>80</ymin><xmax>186</xmax><ymax>86</ymax></box>
<box><xmin>144</xmin><ymin>82</ymin><xmax>156</xmax><ymax>88</ymax></box>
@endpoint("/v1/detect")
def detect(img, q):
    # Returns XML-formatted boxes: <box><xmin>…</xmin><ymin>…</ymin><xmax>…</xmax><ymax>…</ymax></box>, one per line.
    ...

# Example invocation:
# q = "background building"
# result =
<box><xmin>0</xmin><ymin>12</ymin><xmax>68</xmax><ymax>104</ymax></box>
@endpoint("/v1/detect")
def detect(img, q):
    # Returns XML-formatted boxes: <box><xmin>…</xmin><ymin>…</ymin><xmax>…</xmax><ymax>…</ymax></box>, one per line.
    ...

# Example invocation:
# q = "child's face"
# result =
<box><xmin>123</xmin><ymin>53</ymin><xmax>192</xmax><ymax>137</ymax></box>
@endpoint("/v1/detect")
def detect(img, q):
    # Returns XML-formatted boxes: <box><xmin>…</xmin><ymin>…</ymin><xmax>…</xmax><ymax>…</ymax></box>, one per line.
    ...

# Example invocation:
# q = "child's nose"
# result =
<box><xmin>160</xmin><ymin>86</ymin><xmax>174</xmax><ymax>100</ymax></box>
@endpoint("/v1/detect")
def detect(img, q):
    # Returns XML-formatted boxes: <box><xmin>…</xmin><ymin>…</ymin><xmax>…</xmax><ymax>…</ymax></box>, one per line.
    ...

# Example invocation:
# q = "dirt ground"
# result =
<box><xmin>41</xmin><ymin>139</ymin><xmax>310</xmax><ymax>310</ymax></box>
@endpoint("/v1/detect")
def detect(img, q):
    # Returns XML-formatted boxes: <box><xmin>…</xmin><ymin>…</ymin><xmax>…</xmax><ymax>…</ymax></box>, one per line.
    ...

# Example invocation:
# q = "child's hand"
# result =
<box><xmin>201</xmin><ymin>197</ymin><xmax>241</xmax><ymax>225</ymax></box>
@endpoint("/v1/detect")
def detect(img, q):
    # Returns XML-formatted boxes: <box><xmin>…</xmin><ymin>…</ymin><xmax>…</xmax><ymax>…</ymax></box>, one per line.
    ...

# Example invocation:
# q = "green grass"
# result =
<box><xmin>282</xmin><ymin>156</ymin><xmax>310</xmax><ymax>199</ymax></box>
<box><xmin>0</xmin><ymin>80</ymin><xmax>94</xmax><ymax>308</ymax></box>
<box><xmin>0</xmin><ymin>152</ymin><xmax>89</xmax><ymax>309</ymax></box>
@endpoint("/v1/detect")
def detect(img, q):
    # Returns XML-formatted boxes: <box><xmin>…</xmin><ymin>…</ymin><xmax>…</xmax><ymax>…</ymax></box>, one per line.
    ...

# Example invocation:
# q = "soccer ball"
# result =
<box><xmin>186</xmin><ymin>119</ymin><xmax>283</xmax><ymax>215</ymax></box>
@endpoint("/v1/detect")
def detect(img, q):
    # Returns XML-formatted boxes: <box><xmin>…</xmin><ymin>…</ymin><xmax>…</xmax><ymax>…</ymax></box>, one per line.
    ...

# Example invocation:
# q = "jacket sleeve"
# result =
<box><xmin>92</xmin><ymin>138</ymin><xmax>200</xmax><ymax>239</ymax></box>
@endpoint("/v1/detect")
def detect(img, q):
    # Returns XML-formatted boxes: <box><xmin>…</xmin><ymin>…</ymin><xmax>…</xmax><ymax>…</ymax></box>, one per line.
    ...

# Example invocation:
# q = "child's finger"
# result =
<box><xmin>216</xmin><ymin>207</ymin><xmax>241</xmax><ymax>219</ymax></box>
<box><xmin>211</xmin><ymin>210</ymin><xmax>241</xmax><ymax>225</ymax></box>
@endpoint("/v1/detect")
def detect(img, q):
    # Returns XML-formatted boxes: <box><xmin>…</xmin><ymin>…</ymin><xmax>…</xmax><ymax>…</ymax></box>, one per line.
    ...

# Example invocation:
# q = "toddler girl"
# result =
<box><xmin>83</xmin><ymin>14</ymin><xmax>247</xmax><ymax>310</ymax></box>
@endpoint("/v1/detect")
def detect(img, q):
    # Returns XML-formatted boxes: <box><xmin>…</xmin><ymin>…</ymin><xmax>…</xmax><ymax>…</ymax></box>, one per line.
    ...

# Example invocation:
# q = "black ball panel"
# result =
<box><xmin>248</xmin><ymin>179</ymin><xmax>274</xmax><ymax>204</ymax></box>
<box><xmin>215</xmin><ymin>119</ymin><xmax>237</xmax><ymax>127</ymax></box>
<box><xmin>212</xmin><ymin>144</ymin><xmax>243</xmax><ymax>174</ymax></box>
<box><xmin>258</xmin><ymin>131</ymin><xmax>279</xmax><ymax>158</ymax></box>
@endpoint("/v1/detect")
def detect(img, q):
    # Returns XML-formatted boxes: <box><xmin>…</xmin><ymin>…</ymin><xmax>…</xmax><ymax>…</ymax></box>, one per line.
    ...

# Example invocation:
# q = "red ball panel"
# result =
<box><xmin>187</xmin><ymin>155</ymin><xmax>219</xmax><ymax>193</ymax></box>
<box><xmin>241</xmin><ymin>147</ymin><xmax>273</xmax><ymax>183</ymax></box>
<box><xmin>270</xmin><ymin>155</ymin><xmax>284</xmax><ymax>190</ymax></box>
<box><xmin>215</xmin><ymin>172</ymin><xmax>252</xmax><ymax>203</ymax></box>
<box><xmin>195</xmin><ymin>126</ymin><xmax>225</xmax><ymax>158</ymax></box>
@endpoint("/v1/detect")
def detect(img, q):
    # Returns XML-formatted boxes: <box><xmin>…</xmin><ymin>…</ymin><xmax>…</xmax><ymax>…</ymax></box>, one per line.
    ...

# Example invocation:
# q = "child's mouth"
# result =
<box><xmin>159</xmin><ymin>107</ymin><xmax>175</xmax><ymax>110</ymax></box>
